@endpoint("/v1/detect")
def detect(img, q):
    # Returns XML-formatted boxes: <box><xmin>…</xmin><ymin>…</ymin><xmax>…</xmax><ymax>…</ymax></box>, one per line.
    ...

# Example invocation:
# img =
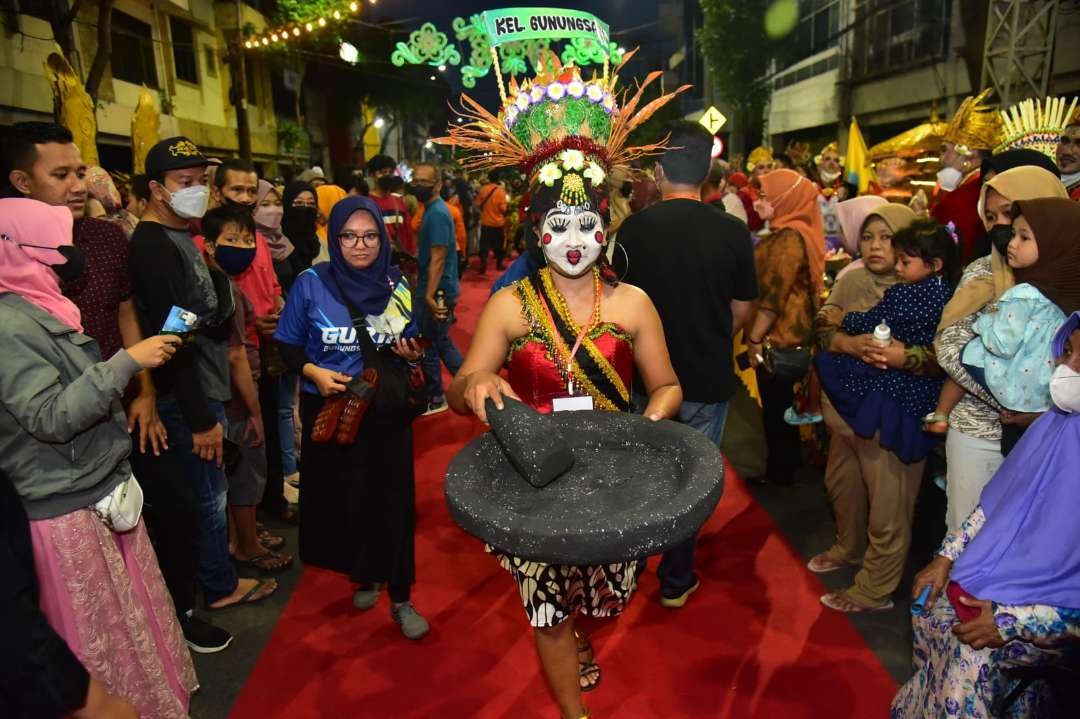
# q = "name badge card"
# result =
<box><xmin>553</xmin><ymin>395</ymin><xmax>594</xmax><ymax>412</ymax></box>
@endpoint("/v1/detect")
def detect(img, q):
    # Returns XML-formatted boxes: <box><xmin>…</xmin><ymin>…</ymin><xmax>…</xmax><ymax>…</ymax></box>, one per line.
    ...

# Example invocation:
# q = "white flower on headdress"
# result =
<box><xmin>567</xmin><ymin>79</ymin><xmax>585</xmax><ymax>98</ymax></box>
<box><xmin>515</xmin><ymin>92</ymin><xmax>530</xmax><ymax>112</ymax></box>
<box><xmin>586</xmin><ymin>83</ymin><xmax>604</xmax><ymax>102</ymax></box>
<box><xmin>506</xmin><ymin>105</ymin><xmax>519</xmax><ymax>124</ymax></box>
<box><xmin>531</xmin><ymin>85</ymin><xmax>546</xmax><ymax>103</ymax></box>
<box><xmin>602</xmin><ymin>93</ymin><xmax>615</xmax><ymax>112</ymax></box>
<box><xmin>560</xmin><ymin>149</ymin><xmax>585</xmax><ymax>171</ymax></box>
<box><xmin>547</xmin><ymin>83</ymin><xmax>566</xmax><ymax>101</ymax></box>
<box><xmin>583</xmin><ymin>161</ymin><xmax>605</xmax><ymax>186</ymax></box>
<box><xmin>538</xmin><ymin>162</ymin><xmax>563</xmax><ymax>186</ymax></box>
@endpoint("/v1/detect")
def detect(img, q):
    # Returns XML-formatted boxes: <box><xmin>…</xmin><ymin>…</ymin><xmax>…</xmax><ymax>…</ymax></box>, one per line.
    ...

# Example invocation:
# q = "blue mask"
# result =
<box><xmin>214</xmin><ymin>245</ymin><xmax>256</xmax><ymax>276</ymax></box>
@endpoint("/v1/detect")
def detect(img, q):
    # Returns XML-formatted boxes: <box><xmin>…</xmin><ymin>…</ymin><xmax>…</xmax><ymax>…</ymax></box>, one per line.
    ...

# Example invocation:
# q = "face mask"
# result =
<box><xmin>540</xmin><ymin>210</ymin><xmax>604</xmax><ymax>278</ymax></box>
<box><xmin>819</xmin><ymin>168</ymin><xmax>841</xmax><ymax>184</ymax></box>
<box><xmin>223</xmin><ymin>197</ymin><xmax>256</xmax><ymax>214</ymax></box>
<box><xmin>937</xmin><ymin>166</ymin><xmax>963</xmax><ymax>191</ymax></box>
<box><xmin>753</xmin><ymin>199</ymin><xmax>775</xmax><ymax>221</ymax></box>
<box><xmin>410</xmin><ymin>184</ymin><xmax>435</xmax><ymax>204</ymax></box>
<box><xmin>214</xmin><ymin>245</ymin><xmax>256</xmax><ymax>276</ymax></box>
<box><xmin>165</xmin><ymin>184</ymin><xmax>210</xmax><ymax>219</ymax></box>
<box><xmin>287</xmin><ymin>206</ymin><xmax>317</xmax><ymax>233</ymax></box>
<box><xmin>376</xmin><ymin>175</ymin><xmax>397</xmax><ymax>192</ymax></box>
<box><xmin>254</xmin><ymin>204</ymin><xmax>283</xmax><ymax>231</ymax></box>
<box><xmin>988</xmin><ymin>224</ymin><xmax>1013</xmax><ymax>257</ymax></box>
<box><xmin>17</xmin><ymin>241</ymin><xmax>87</xmax><ymax>282</ymax></box>
<box><xmin>1049</xmin><ymin>364</ymin><xmax>1080</xmax><ymax>413</ymax></box>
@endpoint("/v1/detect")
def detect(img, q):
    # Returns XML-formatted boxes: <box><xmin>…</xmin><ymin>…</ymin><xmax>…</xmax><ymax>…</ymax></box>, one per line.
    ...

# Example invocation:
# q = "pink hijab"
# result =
<box><xmin>760</xmin><ymin>169</ymin><xmax>827</xmax><ymax>298</ymax></box>
<box><xmin>0</xmin><ymin>198</ymin><xmax>83</xmax><ymax>332</ymax></box>
<box><xmin>834</xmin><ymin>195</ymin><xmax>888</xmax><ymax>280</ymax></box>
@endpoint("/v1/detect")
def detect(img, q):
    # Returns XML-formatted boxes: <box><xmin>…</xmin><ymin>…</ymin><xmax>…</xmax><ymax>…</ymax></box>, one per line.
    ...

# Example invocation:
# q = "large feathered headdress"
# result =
<box><xmin>436</xmin><ymin>46</ymin><xmax>688</xmax><ymax>207</ymax></box>
<box><xmin>994</xmin><ymin>96</ymin><xmax>1078</xmax><ymax>159</ymax></box>
<box><xmin>941</xmin><ymin>88</ymin><xmax>1003</xmax><ymax>153</ymax></box>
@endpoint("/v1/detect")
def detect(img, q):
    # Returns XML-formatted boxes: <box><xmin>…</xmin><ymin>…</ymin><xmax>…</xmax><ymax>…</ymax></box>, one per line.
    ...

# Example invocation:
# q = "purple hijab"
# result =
<box><xmin>313</xmin><ymin>195</ymin><xmax>401</xmax><ymax>316</ymax></box>
<box><xmin>951</xmin><ymin>311</ymin><xmax>1080</xmax><ymax>608</ymax></box>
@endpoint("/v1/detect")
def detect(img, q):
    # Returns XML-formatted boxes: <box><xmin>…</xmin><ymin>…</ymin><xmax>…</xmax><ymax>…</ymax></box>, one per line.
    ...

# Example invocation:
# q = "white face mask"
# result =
<box><xmin>1049</xmin><ymin>364</ymin><xmax>1080</xmax><ymax>413</ymax></box>
<box><xmin>819</xmin><ymin>168</ymin><xmax>842</xmax><ymax>184</ymax></box>
<box><xmin>166</xmin><ymin>184</ymin><xmax>210</xmax><ymax>220</ymax></box>
<box><xmin>936</xmin><ymin>166</ymin><xmax>964</xmax><ymax>192</ymax></box>
<box><xmin>540</xmin><ymin>209</ymin><xmax>604</xmax><ymax>278</ymax></box>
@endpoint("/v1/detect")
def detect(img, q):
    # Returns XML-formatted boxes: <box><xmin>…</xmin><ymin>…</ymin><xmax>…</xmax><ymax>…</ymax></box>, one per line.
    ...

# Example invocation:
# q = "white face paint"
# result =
<box><xmin>540</xmin><ymin>207</ymin><xmax>605</xmax><ymax>277</ymax></box>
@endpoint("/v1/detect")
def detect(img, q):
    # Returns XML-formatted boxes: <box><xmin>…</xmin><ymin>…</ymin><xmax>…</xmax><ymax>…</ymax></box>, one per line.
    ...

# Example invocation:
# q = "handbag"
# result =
<box><xmin>91</xmin><ymin>475</ymin><xmax>144</xmax><ymax>532</ymax></box>
<box><xmin>344</xmin><ymin>297</ymin><xmax>428</xmax><ymax>423</ymax></box>
<box><xmin>764</xmin><ymin>344</ymin><xmax>812</xmax><ymax>382</ymax></box>
<box><xmin>309</xmin><ymin>368</ymin><xmax>380</xmax><ymax>445</ymax></box>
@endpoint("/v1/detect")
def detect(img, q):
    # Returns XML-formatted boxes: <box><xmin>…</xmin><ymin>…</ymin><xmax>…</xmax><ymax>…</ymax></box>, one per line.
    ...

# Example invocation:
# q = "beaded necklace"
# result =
<box><xmin>537</xmin><ymin>266</ymin><xmax>602</xmax><ymax>395</ymax></box>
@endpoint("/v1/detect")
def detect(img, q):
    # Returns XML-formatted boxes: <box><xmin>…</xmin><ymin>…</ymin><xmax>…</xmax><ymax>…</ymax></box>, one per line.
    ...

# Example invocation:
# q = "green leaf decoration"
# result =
<box><xmin>391</xmin><ymin>22</ymin><xmax>461</xmax><ymax>67</ymax></box>
<box><xmin>453</xmin><ymin>15</ymin><xmax>493</xmax><ymax>88</ymax></box>
<box><xmin>560</xmin><ymin>37</ymin><xmax>624</xmax><ymax>67</ymax></box>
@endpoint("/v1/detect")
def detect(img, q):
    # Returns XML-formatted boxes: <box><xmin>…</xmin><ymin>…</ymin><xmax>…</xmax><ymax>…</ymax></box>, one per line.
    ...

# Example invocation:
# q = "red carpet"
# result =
<box><xmin>230</xmin><ymin>271</ymin><xmax>898</xmax><ymax>718</ymax></box>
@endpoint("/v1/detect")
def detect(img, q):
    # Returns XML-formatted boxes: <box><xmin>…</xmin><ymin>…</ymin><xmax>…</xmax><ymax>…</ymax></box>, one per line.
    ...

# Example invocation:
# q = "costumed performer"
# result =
<box><xmin>815</xmin><ymin>141</ymin><xmax>845</xmax><ymax>252</ymax></box>
<box><xmin>440</xmin><ymin>50</ymin><xmax>685</xmax><ymax>719</ymax></box>
<box><xmin>1057</xmin><ymin>104</ymin><xmax>1080</xmax><ymax>200</ymax></box>
<box><xmin>892</xmin><ymin>310</ymin><xmax>1080</xmax><ymax>718</ymax></box>
<box><xmin>931</xmin><ymin>89</ymin><xmax>1002</xmax><ymax>264</ymax></box>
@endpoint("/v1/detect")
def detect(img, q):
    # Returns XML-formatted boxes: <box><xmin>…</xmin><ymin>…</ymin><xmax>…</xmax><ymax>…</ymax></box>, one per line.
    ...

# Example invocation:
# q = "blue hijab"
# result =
<box><xmin>313</xmin><ymin>195</ymin><xmax>401</xmax><ymax>316</ymax></box>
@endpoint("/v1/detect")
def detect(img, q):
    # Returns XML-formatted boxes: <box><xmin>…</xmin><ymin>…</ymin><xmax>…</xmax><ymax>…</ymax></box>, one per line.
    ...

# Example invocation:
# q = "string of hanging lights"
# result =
<box><xmin>243</xmin><ymin>0</ymin><xmax>373</xmax><ymax>50</ymax></box>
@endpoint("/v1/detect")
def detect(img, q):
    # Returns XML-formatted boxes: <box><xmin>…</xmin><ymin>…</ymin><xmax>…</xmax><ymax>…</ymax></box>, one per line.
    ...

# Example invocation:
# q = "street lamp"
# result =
<box><xmin>339</xmin><ymin>42</ymin><xmax>359</xmax><ymax>64</ymax></box>
<box><xmin>373</xmin><ymin>116</ymin><xmax>385</xmax><ymax>129</ymax></box>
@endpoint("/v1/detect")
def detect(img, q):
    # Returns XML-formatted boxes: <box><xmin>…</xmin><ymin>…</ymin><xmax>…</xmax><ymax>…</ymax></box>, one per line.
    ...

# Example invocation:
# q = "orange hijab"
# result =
<box><xmin>761</xmin><ymin>169</ymin><xmax>826</xmax><ymax>298</ymax></box>
<box><xmin>315</xmin><ymin>184</ymin><xmax>348</xmax><ymax>242</ymax></box>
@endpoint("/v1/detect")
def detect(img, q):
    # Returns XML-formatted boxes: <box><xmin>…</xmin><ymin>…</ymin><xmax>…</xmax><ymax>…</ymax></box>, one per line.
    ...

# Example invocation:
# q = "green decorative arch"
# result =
<box><xmin>391</xmin><ymin>22</ymin><xmax>462</xmax><ymax>68</ymax></box>
<box><xmin>560</xmin><ymin>37</ymin><xmax>624</xmax><ymax>67</ymax></box>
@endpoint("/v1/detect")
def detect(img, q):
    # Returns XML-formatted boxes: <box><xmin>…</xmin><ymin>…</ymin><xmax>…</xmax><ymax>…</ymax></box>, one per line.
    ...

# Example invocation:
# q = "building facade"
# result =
<box><xmin>0</xmin><ymin>0</ymin><xmax>330</xmax><ymax>176</ymax></box>
<box><xmin>766</xmin><ymin>0</ymin><xmax>1080</xmax><ymax>151</ymax></box>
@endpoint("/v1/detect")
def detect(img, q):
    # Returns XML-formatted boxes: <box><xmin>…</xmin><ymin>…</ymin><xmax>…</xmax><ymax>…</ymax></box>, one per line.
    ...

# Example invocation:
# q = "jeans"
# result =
<box><xmin>478</xmin><ymin>225</ymin><xmax>505</xmax><ymax>270</ymax></box>
<box><xmin>416</xmin><ymin>298</ymin><xmax>464</xmax><ymax>401</ymax></box>
<box><xmin>756</xmin><ymin>367</ymin><xmax>803</xmax><ymax>484</ymax></box>
<box><xmin>657</xmin><ymin>400</ymin><xmax>729</xmax><ymax>593</ymax></box>
<box><xmin>156</xmin><ymin>397</ymin><xmax>237</xmax><ymax>605</ymax></box>
<box><xmin>133</xmin><ymin>441</ymin><xmax>200</xmax><ymax>617</ymax></box>
<box><xmin>278</xmin><ymin>372</ymin><xmax>300</xmax><ymax>477</ymax></box>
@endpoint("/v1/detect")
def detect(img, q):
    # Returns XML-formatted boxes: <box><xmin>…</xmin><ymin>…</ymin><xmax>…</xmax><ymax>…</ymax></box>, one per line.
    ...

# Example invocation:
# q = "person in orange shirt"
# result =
<box><xmin>474</xmin><ymin>170</ymin><xmax>508</xmax><ymax>274</ymax></box>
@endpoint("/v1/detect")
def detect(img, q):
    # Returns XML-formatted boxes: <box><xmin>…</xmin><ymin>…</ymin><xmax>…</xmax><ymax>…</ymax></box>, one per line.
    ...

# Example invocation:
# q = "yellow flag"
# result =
<box><xmin>844</xmin><ymin>117</ymin><xmax>871</xmax><ymax>194</ymax></box>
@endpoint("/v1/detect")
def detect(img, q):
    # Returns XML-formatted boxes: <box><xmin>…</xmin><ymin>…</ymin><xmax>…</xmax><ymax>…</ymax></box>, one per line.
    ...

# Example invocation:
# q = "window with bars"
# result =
<box><xmin>170</xmin><ymin>17</ymin><xmax>198</xmax><ymax>84</ymax></box>
<box><xmin>790</xmin><ymin>0</ymin><xmax>841</xmax><ymax>65</ymax></box>
<box><xmin>111</xmin><ymin>11</ymin><xmax>159</xmax><ymax>88</ymax></box>
<box><xmin>850</xmin><ymin>0</ymin><xmax>951</xmax><ymax>80</ymax></box>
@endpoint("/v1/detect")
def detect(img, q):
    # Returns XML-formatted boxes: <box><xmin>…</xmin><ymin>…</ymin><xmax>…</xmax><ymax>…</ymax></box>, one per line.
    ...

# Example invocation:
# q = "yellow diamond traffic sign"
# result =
<box><xmin>699</xmin><ymin>106</ymin><xmax>727</xmax><ymax>134</ymax></box>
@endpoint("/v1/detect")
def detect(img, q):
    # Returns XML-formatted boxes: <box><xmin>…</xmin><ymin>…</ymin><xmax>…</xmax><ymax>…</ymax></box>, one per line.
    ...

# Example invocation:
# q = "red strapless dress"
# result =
<box><xmin>506</xmin><ymin>323</ymin><xmax>634</xmax><ymax>414</ymax></box>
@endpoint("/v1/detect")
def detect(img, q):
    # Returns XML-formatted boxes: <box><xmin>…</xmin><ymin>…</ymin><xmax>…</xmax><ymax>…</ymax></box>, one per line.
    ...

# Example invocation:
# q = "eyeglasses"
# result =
<box><xmin>338</xmin><ymin>230</ymin><xmax>380</xmax><ymax>248</ymax></box>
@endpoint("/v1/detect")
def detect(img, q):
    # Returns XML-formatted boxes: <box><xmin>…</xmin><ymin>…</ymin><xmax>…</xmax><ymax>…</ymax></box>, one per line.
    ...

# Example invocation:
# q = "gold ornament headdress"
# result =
<box><xmin>941</xmin><ymin>89</ymin><xmax>1002</xmax><ymax>153</ymax></box>
<box><xmin>746</xmin><ymin>146</ymin><xmax>774</xmax><ymax>172</ymax></box>
<box><xmin>814</xmin><ymin>141</ymin><xmax>842</xmax><ymax>166</ymax></box>
<box><xmin>994</xmin><ymin>96</ymin><xmax>1078</xmax><ymax>158</ymax></box>
<box><xmin>436</xmin><ymin>48</ymin><xmax>688</xmax><ymax>208</ymax></box>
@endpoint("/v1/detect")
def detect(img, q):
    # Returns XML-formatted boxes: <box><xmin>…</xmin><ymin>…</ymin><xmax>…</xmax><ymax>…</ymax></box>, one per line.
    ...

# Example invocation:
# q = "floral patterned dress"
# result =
<box><xmin>487</xmin><ymin>270</ymin><xmax>642</xmax><ymax>629</ymax></box>
<box><xmin>891</xmin><ymin>506</ymin><xmax>1080</xmax><ymax>718</ymax></box>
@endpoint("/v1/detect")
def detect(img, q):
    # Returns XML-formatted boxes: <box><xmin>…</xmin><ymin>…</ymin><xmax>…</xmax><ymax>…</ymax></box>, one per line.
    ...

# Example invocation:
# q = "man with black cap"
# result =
<box><xmin>130</xmin><ymin>137</ymin><xmax>277</xmax><ymax>649</ymax></box>
<box><xmin>367</xmin><ymin>154</ymin><xmax>415</xmax><ymax>256</ymax></box>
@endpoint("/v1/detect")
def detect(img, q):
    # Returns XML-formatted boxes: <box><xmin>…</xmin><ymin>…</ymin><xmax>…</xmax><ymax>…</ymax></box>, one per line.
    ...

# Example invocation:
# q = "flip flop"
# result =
<box><xmin>257</xmin><ymin>527</ymin><xmax>285</xmax><ymax>551</ymax></box>
<box><xmin>807</xmin><ymin>552</ymin><xmax>859</xmax><ymax>574</ymax></box>
<box><xmin>820</xmin><ymin>591</ymin><xmax>894</xmax><ymax>613</ymax></box>
<box><xmin>209</xmin><ymin>578</ymin><xmax>278</xmax><ymax>610</ymax></box>
<box><xmin>235</xmin><ymin>551</ymin><xmax>293</xmax><ymax>573</ymax></box>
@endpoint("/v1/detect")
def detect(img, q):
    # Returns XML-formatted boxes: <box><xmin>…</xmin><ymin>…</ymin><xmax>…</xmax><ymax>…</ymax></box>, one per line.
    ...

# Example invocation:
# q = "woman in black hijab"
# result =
<box><xmin>282</xmin><ymin>181</ymin><xmax>322</xmax><ymax>277</ymax></box>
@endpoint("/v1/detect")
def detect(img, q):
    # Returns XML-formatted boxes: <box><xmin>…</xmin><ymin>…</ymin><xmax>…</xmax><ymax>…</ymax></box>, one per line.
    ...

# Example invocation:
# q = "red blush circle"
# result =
<box><xmin>542</xmin><ymin>232</ymin><xmax>552</xmax><ymax>245</ymax></box>
<box><xmin>594</xmin><ymin>231</ymin><xmax>604</xmax><ymax>244</ymax></box>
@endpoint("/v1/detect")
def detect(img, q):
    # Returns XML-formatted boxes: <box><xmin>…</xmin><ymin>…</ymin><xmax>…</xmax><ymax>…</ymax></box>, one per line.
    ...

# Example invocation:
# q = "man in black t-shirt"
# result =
<box><xmin>618</xmin><ymin>122</ymin><xmax>758</xmax><ymax>608</ymax></box>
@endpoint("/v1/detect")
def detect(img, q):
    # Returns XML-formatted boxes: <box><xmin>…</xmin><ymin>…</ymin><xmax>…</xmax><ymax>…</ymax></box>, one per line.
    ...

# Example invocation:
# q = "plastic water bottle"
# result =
<box><xmin>873</xmin><ymin>322</ymin><xmax>892</xmax><ymax>347</ymax></box>
<box><xmin>434</xmin><ymin>288</ymin><xmax>447</xmax><ymax>311</ymax></box>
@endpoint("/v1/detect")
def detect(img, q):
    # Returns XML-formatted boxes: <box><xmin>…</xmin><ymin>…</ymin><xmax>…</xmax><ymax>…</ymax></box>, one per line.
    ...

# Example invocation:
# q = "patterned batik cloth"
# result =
<box><xmin>891</xmin><ymin>506</ymin><xmax>1080</xmax><ymax>718</ymax></box>
<box><xmin>29</xmin><ymin>510</ymin><xmax>198</xmax><ymax>718</ymax></box>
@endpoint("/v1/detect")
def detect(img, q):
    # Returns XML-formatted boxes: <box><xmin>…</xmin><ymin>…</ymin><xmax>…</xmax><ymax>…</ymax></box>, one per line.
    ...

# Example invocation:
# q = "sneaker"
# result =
<box><xmin>391</xmin><ymin>602</ymin><xmax>430</xmax><ymax>640</ymax></box>
<box><xmin>181</xmin><ymin>614</ymin><xmax>233</xmax><ymax>654</ymax></box>
<box><xmin>353</xmin><ymin>583</ymin><xmax>382</xmax><ymax>611</ymax></box>
<box><xmin>659</xmin><ymin>576</ymin><xmax>701</xmax><ymax>609</ymax></box>
<box><xmin>423</xmin><ymin>400</ymin><xmax>449</xmax><ymax>416</ymax></box>
<box><xmin>285</xmin><ymin>472</ymin><xmax>301</xmax><ymax>488</ymax></box>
